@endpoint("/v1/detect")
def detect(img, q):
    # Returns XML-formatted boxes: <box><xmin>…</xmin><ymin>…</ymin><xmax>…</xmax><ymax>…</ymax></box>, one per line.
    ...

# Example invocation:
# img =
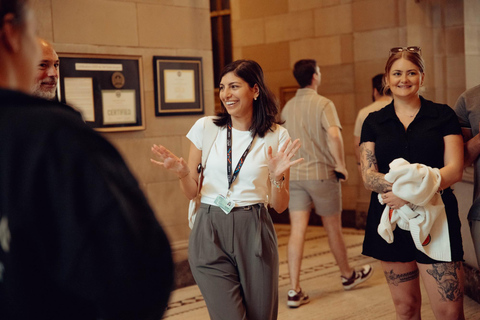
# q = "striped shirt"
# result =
<box><xmin>281</xmin><ymin>88</ymin><xmax>342</xmax><ymax>181</ymax></box>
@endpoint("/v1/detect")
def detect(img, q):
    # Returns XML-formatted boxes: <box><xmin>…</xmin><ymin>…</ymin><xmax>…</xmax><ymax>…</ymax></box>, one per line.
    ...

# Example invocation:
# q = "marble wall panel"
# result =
<box><xmin>318</xmin><ymin>64</ymin><xmax>355</xmax><ymax>95</ymax></box>
<box><xmin>466</xmin><ymin>55</ymin><xmax>480</xmax><ymax>89</ymax></box>
<box><xmin>405</xmin><ymin>0</ymin><xmax>433</xmax><ymax>28</ymax></box>
<box><xmin>32</xmin><ymin>0</ymin><xmax>54</xmax><ymax>41</ymax></box>
<box><xmin>265</xmin><ymin>11</ymin><xmax>314</xmax><ymax>43</ymax></box>
<box><xmin>242</xmin><ymin>42</ymin><xmax>291</xmax><ymax>72</ymax></box>
<box><xmin>137</xmin><ymin>4</ymin><xmax>211</xmax><ymax>50</ymax></box>
<box><xmin>446</xmin><ymin>55</ymin><xmax>466</xmax><ymax>106</ymax></box>
<box><xmin>444</xmin><ymin>0</ymin><xmax>464</xmax><ymax>27</ymax></box>
<box><xmin>235</xmin><ymin>0</ymin><xmax>288</xmax><ymax>20</ymax></box>
<box><xmin>52</xmin><ymin>0</ymin><xmax>138</xmax><ymax>46</ymax></box>
<box><xmin>289</xmin><ymin>0</ymin><xmax>332</xmax><ymax>11</ymax></box>
<box><xmin>263</xmin><ymin>69</ymin><xmax>298</xmax><ymax>105</ymax></box>
<box><xmin>353</xmin><ymin>59</ymin><xmax>386</xmax><ymax>95</ymax></box>
<box><xmin>465</xmin><ymin>26</ymin><xmax>480</xmax><ymax>54</ymax></box>
<box><xmin>114</xmin><ymin>0</ymin><xmax>209</xmax><ymax>8</ymax></box>
<box><xmin>232</xmin><ymin>19</ymin><xmax>266</xmax><ymax>47</ymax></box>
<box><xmin>290</xmin><ymin>36</ymin><xmax>343</xmax><ymax>67</ymax></box>
<box><xmin>352</xmin><ymin>0</ymin><xmax>397</xmax><ymax>32</ymax></box>
<box><xmin>314</xmin><ymin>4</ymin><xmax>352</xmax><ymax>37</ymax></box>
<box><xmin>341</xmin><ymin>34</ymin><xmax>354</xmax><ymax>64</ymax></box>
<box><xmin>405</xmin><ymin>26</ymin><xmax>434</xmax><ymax>54</ymax></box>
<box><xmin>445</xmin><ymin>26</ymin><xmax>465</xmax><ymax>55</ymax></box>
<box><xmin>464</xmin><ymin>0</ymin><xmax>480</xmax><ymax>25</ymax></box>
<box><xmin>353</xmin><ymin>28</ymin><xmax>400</xmax><ymax>62</ymax></box>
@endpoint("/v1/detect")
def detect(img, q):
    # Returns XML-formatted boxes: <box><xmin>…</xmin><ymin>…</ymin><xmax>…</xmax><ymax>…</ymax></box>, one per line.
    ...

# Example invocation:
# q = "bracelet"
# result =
<box><xmin>269</xmin><ymin>173</ymin><xmax>285</xmax><ymax>189</ymax></box>
<box><xmin>178</xmin><ymin>170</ymin><xmax>190</xmax><ymax>180</ymax></box>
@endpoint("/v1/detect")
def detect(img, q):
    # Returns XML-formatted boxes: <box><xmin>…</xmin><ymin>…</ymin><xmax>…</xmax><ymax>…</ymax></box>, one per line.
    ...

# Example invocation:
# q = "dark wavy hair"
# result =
<box><xmin>293</xmin><ymin>59</ymin><xmax>317</xmax><ymax>88</ymax></box>
<box><xmin>383</xmin><ymin>50</ymin><xmax>425</xmax><ymax>95</ymax></box>
<box><xmin>0</xmin><ymin>0</ymin><xmax>28</xmax><ymax>27</ymax></box>
<box><xmin>372</xmin><ymin>73</ymin><xmax>391</xmax><ymax>97</ymax></box>
<box><xmin>214</xmin><ymin>59</ymin><xmax>281</xmax><ymax>138</ymax></box>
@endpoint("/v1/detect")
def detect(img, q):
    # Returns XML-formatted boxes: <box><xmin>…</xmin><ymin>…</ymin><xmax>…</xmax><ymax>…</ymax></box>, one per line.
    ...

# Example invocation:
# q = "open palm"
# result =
<box><xmin>151</xmin><ymin>144</ymin><xmax>188</xmax><ymax>176</ymax></box>
<box><xmin>267</xmin><ymin>138</ymin><xmax>303</xmax><ymax>179</ymax></box>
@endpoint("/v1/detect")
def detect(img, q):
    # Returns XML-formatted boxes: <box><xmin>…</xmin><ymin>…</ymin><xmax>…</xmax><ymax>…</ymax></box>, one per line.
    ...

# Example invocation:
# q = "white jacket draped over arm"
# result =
<box><xmin>377</xmin><ymin>158</ymin><xmax>451</xmax><ymax>262</ymax></box>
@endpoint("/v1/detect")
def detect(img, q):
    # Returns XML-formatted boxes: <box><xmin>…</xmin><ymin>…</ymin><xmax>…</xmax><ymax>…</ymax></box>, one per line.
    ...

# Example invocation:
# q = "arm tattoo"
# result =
<box><xmin>384</xmin><ymin>269</ymin><xmax>419</xmax><ymax>286</ymax></box>
<box><xmin>426</xmin><ymin>262</ymin><xmax>463</xmax><ymax>302</ymax></box>
<box><xmin>364</xmin><ymin>148</ymin><xmax>377</xmax><ymax>169</ymax></box>
<box><xmin>360</xmin><ymin>145</ymin><xmax>391</xmax><ymax>193</ymax></box>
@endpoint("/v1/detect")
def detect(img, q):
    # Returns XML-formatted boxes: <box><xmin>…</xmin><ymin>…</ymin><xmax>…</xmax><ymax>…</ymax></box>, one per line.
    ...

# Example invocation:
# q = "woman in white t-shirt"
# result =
<box><xmin>152</xmin><ymin>59</ymin><xmax>302</xmax><ymax>320</ymax></box>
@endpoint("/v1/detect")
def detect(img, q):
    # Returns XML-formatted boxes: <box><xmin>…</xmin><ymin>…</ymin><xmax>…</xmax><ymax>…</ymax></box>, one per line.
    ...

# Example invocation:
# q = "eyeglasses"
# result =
<box><xmin>389</xmin><ymin>46</ymin><xmax>421</xmax><ymax>55</ymax></box>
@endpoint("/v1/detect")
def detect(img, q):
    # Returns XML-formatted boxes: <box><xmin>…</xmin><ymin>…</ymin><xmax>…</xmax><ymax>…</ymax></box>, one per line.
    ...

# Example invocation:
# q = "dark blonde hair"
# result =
<box><xmin>383</xmin><ymin>51</ymin><xmax>425</xmax><ymax>95</ymax></box>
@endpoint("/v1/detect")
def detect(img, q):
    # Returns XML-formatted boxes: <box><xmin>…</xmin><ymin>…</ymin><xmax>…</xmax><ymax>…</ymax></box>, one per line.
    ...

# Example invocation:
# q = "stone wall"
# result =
<box><xmin>230</xmin><ymin>0</ymin><xmax>467</xmax><ymax>215</ymax></box>
<box><xmin>32</xmin><ymin>0</ymin><xmax>479</xmax><ymax>268</ymax></box>
<box><xmin>33</xmin><ymin>0</ymin><xmax>214</xmax><ymax>251</ymax></box>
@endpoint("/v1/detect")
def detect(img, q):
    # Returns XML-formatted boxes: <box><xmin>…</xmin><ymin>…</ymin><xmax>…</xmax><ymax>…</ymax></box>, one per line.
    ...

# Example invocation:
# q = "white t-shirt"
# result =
<box><xmin>187</xmin><ymin>117</ymin><xmax>290</xmax><ymax>207</ymax></box>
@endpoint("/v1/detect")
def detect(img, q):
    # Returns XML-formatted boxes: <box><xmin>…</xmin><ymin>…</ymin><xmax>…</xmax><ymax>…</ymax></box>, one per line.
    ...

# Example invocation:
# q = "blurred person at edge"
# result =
<box><xmin>360</xmin><ymin>46</ymin><xmax>465</xmax><ymax>319</ymax></box>
<box><xmin>0</xmin><ymin>1</ymin><xmax>173</xmax><ymax>319</ymax></box>
<box><xmin>31</xmin><ymin>38</ymin><xmax>59</xmax><ymax>100</ymax></box>
<box><xmin>454</xmin><ymin>84</ymin><xmax>480</xmax><ymax>268</ymax></box>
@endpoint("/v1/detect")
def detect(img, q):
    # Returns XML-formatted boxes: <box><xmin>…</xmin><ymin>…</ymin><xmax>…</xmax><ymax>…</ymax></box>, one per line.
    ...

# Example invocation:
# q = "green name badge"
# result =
<box><xmin>214</xmin><ymin>194</ymin><xmax>235</xmax><ymax>214</ymax></box>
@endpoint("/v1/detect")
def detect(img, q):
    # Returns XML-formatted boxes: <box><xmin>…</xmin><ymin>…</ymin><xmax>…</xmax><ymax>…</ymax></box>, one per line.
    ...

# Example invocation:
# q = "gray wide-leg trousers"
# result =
<box><xmin>188</xmin><ymin>203</ymin><xmax>279</xmax><ymax>320</ymax></box>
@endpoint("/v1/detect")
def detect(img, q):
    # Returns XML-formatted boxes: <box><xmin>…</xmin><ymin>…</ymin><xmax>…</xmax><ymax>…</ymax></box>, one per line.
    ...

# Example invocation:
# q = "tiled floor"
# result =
<box><xmin>163</xmin><ymin>225</ymin><xmax>480</xmax><ymax>319</ymax></box>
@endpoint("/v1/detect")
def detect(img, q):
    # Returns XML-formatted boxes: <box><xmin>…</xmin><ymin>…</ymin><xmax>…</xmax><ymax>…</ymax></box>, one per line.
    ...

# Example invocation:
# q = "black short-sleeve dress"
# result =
<box><xmin>360</xmin><ymin>96</ymin><xmax>464</xmax><ymax>263</ymax></box>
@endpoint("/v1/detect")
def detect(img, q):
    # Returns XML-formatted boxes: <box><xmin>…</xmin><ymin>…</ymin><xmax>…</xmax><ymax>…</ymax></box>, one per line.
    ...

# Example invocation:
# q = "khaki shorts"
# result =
<box><xmin>288</xmin><ymin>179</ymin><xmax>342</xmax><ymax>216</ymax></box>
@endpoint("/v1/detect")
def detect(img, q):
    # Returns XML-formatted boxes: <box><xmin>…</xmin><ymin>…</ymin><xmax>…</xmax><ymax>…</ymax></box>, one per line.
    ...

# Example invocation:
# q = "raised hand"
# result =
<box><xmin>151</xmin><ymin>144</ymin><xmax>190</xmax><ymax>179</ymax></box>
<box><xmin>267</xmin><ymin>138</ymin><xmax>303</xmax><ymax>180</ymax></box>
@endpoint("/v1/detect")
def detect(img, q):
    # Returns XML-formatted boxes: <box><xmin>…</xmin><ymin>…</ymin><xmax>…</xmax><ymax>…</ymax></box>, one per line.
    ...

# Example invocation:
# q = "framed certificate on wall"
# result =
<box><xmin>153</xmin><ymin>56</ymin><xmax>204</xmax><ymax>116</ymax></box>
<box><xmin>58</xmin><ymin>53</ymin><xmax>145</xmax><ymax>132</ymax></box>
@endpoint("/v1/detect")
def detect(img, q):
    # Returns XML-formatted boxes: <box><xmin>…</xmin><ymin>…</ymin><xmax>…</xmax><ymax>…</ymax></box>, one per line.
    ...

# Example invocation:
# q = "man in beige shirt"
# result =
<box><xmin>282</xmin><ymin>59</ymin><xmax>372</xmax><ymax>308</ymax></box>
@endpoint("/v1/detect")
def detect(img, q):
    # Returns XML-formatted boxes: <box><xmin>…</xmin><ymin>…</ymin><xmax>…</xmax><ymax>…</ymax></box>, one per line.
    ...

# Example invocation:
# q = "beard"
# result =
<box><xmin>32</xmin><ymin>80</ymin><xmax>57</xmax><ymax>100</ymax></box>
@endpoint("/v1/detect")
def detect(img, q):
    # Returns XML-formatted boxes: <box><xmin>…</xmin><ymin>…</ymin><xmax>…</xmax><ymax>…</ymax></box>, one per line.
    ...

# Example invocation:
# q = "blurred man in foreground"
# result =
<box><xmin>0</xmin><ymin>1</ymin><xmax>173</xmax><ymax>319</ymax></box>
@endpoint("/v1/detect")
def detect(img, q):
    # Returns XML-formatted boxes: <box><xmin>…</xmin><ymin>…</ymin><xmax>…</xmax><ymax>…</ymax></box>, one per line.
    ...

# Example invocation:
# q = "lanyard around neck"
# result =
<box><xmin>227</xmin><ymin>122</ymin><xmax>255</xmax><ymax>190</ymax></box>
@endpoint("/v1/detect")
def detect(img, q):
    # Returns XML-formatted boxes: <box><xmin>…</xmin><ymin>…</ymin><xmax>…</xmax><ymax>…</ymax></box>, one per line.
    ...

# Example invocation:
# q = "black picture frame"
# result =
<box><xmin>153</xmin><ymin>56</ymin><xmax>204</xmax><ymax>116</ymax></box>
<box><xmin>58</xmin><ymin>53</ymin><xmax>145</xmax><ymax>132</ymax></box>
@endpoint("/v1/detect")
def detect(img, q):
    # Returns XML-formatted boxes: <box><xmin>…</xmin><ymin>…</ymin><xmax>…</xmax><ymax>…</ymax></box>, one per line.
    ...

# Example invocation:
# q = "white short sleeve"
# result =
<box><xmin>277</xmin><ymin>126</ymin><xmax>290</xmax><ymax>152</ymax></box>
<box><xmin>186</xmin><ymin>117</ymin><xmax>207</xmax><ymax>150</ymax></box>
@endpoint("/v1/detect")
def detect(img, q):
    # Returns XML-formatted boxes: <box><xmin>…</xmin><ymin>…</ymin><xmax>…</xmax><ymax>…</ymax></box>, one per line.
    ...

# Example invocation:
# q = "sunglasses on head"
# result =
<box><xmin>389</xmin><ymin>46</ymin><xmax>421</xmax><ymax>55</ymax></box>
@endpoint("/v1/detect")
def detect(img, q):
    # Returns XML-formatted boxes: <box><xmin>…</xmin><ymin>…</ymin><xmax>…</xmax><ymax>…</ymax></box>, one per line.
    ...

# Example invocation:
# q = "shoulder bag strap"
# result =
<box><xmin>196</xmin><ymin>116</ymin><xmax>219</xmax><ymax>195</ymax></box>
<box><xmin>201</xmin><ymin>116</ymin><xmax>219</xmax><ymax>167</ymax></box>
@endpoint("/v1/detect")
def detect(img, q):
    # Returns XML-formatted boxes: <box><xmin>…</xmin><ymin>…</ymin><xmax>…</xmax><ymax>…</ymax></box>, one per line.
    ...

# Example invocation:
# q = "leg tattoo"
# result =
<box><xmin>384</xmin><ymin>269</ymin><xmax>419</xmax><ymax>286</ymax></box>
<box><xmin>426</xmin><ymin>262</ymin><xmax>463</xmax><ymax>302</ymax></box>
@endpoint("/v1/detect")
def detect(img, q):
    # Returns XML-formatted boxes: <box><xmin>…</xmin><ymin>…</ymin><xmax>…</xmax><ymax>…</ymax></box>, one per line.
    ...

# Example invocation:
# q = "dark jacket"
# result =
<box><xmin>0</xmin><ymin>89</ymin><xmax>173</xmax><ymax>319</ymax></box>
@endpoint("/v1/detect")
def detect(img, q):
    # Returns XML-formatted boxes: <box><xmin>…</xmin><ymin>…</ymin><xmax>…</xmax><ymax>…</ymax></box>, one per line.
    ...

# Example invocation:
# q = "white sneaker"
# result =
<box><xmin>341</xmin><ymin>264</ymin><xmax>373</xmax><ymax>290</ymax></box>
<box><xmin>287</xmin><ymin>289</ymin><xmax>310</xmax><ymax>308</ymax></box>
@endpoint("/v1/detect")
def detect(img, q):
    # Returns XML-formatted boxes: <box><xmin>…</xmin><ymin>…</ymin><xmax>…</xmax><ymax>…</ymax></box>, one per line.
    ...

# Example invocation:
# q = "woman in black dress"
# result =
<box><xmin>360</xmin><ymin>47</ymin><xmax>465</xmax><ymax>319</ymax></box>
